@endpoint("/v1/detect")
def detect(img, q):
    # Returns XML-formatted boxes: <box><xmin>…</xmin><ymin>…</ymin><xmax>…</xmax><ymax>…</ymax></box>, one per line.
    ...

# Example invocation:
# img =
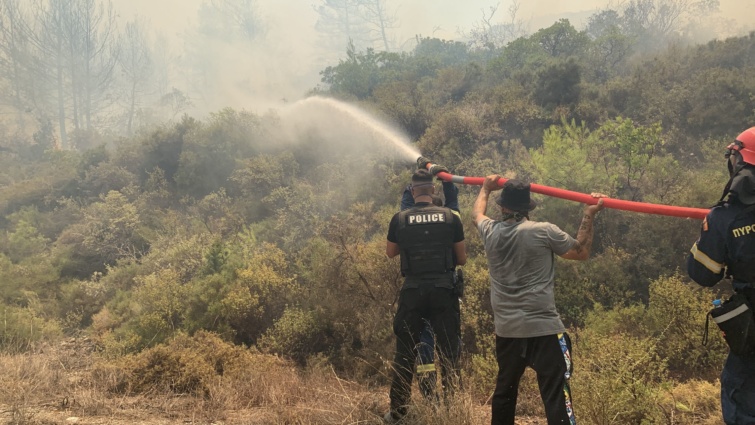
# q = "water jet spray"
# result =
<box><xmin>286</xmin><ymin>96</ymin><xmax>420</xmax><ymax>161</ymax></box>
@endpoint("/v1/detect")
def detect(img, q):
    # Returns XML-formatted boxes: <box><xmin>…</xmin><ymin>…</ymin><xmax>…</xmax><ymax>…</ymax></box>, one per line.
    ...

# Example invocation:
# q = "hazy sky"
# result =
<box><xmin>110</xmin><ymin>0</ymin><xmax>754</xmax><ymax>114</ymax></box>
<box><xmin>114</xmin><ymin>0</ymin><xmax>754</xmax><ymax>41</ymax></box>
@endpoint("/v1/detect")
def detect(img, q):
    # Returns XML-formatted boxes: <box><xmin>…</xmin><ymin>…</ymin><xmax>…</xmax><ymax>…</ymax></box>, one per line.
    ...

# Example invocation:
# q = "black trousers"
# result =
<box><xmin>492</xmin><ymin>333</ymin><xmax>575</xmax><ymax>425</ymax></box>
<box><xmin>389</xmin><ymin>285</ymin><xmax>460</xmax><ymax>417</ymax></box>
<box><xmin>716</xmin><ymin>287</ymin><xmax>755</xmax><ymax>424</ymax></box>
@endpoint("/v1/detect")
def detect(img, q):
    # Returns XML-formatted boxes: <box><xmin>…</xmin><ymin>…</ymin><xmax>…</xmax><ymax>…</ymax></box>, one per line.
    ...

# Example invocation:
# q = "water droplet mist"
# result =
<box><xmin>282</xmin><ymin>96</ymin><xmax>421</xmax><ymax>163</ymax></box>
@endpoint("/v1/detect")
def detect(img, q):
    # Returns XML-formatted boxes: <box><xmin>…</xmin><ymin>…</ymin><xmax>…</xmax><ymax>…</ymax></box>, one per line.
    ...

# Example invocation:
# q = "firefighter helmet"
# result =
<box><xmin>729</xmin><ymin>127</ymin><xmax>755</xmax><ymax>165</ymax></box>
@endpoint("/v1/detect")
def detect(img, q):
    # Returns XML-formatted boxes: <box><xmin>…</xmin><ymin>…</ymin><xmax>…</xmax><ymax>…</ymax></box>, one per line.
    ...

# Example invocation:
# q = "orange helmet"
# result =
<box><xmin>728</xmin><ymin>127</ymin><xmax>755</xmax><ymax>165</ymax></box>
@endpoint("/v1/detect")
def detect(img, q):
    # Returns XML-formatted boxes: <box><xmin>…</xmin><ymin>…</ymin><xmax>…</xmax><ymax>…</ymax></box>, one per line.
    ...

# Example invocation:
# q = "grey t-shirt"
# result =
<box><xmin>477</xmin><ymin>218</ymin><xmax>576</xmax><ymax>338</ymax></box>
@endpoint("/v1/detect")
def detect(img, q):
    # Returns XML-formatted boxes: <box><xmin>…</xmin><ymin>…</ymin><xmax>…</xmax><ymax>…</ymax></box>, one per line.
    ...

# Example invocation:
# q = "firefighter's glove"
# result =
<box><xmin>417</xmin><ymin>156</ymin><xmax>432</xmax><ymax>170</ymax></box>
<box><xmin>428</xmin><ymin>164</ymin><xmax>449</xmax><ymax>176</ymax></box>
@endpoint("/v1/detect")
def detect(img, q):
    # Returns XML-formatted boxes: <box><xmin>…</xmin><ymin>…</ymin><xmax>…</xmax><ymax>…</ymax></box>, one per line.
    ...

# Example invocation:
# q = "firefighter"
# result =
<box><xmin>687</xmin><ymin>126</ymin><xmax>755</xmax><ymax>425</ymax></box>
<box><xmin>384</xmin><ymin>169</ymin><xmax>467</xmax><ymax>423</ymax></box>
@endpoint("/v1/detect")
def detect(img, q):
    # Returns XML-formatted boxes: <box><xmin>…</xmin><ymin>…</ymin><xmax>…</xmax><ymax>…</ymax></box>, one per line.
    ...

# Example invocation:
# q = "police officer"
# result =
<box><xmin>384</xmin><ymin>169</ymin><xmax>467</xmax><ymax>423</ymax></box>
<box><xmin>687</xmin><ymin>126</ymin><xmax>755</xmax><ymax>425</ymax></box>
<box><xmin>401</xmin><ymin>158</ymin><xmax>461</xmax><ymax>401</ymax></box>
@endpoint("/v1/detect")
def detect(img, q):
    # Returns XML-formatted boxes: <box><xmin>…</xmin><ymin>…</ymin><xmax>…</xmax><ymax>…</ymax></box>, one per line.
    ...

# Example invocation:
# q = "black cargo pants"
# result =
<box><xmin>389</xmin><ymin>281</ymin><xmax>460</xmax><ymax>417</ymax></box>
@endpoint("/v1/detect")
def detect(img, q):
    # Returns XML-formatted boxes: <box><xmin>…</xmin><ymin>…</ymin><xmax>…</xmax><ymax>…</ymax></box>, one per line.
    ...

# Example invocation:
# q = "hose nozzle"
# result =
<box><xmin>416</xmin><ymin>156</ymin><xmax>432</xmax><ymax>170</ymax></box>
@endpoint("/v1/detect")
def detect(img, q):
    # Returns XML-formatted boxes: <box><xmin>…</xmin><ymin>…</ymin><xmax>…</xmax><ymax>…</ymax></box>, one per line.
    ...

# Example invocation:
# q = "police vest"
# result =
<box><xmin>726</xmin><ymin>204</ymin><xmax>755</xmax><ymax>283</ymax></box>
<box><xmin>396</xmin><ymin>205</ymin><xmax>455</xmax><ymax>276</ymax></box>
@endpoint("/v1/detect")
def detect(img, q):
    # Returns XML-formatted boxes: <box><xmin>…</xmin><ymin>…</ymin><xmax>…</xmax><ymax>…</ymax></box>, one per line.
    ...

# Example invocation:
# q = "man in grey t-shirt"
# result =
<box><xmin>472</xmin><ymin>175</ymin><xmax>604</xmax><ymax>425</ymax></box>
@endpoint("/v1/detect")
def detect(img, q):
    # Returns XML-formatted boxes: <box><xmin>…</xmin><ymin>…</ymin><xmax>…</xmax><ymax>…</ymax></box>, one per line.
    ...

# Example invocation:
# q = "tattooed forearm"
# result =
<box><xmin>575</xmin><ymin>214</ymin><xmax>595</xmax><ymax>255</ymax></box>
<box><xmin>579</xmin><ymin>215</ymin><xmax>592</xmax><ymax>231</ymax></box>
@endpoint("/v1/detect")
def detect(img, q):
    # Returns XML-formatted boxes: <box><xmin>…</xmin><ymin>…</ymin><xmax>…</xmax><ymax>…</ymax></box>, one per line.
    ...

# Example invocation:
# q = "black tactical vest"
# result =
<box><xmin>396</xmin><ymin>204</ymin><xmax>455</xmax><ymax>276</ymax></box>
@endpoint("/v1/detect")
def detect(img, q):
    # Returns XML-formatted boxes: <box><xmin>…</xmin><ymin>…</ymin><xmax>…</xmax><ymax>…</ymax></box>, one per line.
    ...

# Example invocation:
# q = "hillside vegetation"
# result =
<box><xmin>2</xmin><ymin>18</ymin><xmax>754</xmax><ymax>424</ymax></box>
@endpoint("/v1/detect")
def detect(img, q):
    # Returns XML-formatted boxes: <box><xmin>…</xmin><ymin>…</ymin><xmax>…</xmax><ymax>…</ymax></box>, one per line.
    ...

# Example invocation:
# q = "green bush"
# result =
<box><xmin>645</xmin><ymin>274</ymin><xmax>728</xmax><ymax>380</ymax></box>
<box><xmin>0</xmin><ymin>304</ymin><xmax>62</xmax><ymax>352</ymax></box>
<box><xmin>130</xmin><ymin>269</ymin><xmax>189</xmax><ymax>347</ymax></box>
<box><xmin>258</xmin><ymin>307</ymin><xmax>331</xmax><ymax>365</ymax></box>
<box><xmin>5</xmin><ymin>219</ymin><xmax>49</xmax><ymax>262</ymax></box>
<box><xmin>555</xmin><ymin>248</ymin><xmax>636</xmax><ymax>327</ymax></box>
<box><xmin>58</xmin><ymin>278</ymin><xmax>109</xmax><ymax>330</ymax></box>
<box><xmin>573</xmin><ymin>328</ymin><xmax>667</xmax><ymax>424</ymax></box>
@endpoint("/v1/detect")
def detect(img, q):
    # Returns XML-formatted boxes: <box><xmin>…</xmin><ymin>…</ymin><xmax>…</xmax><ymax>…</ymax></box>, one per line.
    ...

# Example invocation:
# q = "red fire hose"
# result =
<box><xmin>428</xmin><ymin>168</ymin><xmax>710</xmax><ymax>220</ymax></box>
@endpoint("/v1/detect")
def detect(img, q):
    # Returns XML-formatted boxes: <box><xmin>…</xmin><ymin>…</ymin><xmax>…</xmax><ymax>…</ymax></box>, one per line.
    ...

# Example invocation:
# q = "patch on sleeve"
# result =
<box><xmin>702</xmin><ymin>217</ymin><xmax>708</xmax><ymax>232</ymax></box>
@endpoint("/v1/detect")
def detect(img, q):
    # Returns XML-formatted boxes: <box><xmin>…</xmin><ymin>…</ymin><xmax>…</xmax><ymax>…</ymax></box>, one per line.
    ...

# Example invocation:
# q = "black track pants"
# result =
<box><xmin>491</xmin><ymin>333</ymin><xmax>575</xmax><ymax>425</ymax></box>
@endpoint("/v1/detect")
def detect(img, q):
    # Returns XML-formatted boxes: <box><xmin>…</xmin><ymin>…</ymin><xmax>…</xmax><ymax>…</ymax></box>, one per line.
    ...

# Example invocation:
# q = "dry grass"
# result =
<box><xmin>0</xmin><ymin>334</ymin><xmax>724</xmax><ymax>425</ymax></box>
<box><xmin>0</xmin><ymin>335</ymin><xmax>488</xmax><ymax>425</ymax></box>
<box><xmin>657</xmin><ymin>379</ymin><xmax>723</xmax><ymax>425</ymax></box>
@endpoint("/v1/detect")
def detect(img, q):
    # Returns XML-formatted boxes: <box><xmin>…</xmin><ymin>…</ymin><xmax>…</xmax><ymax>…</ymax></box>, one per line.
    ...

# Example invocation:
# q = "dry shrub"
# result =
<box><xmin>657</xmin><ymin>379</ymin><xmax>722</xmax><ymax>425</ymax></box>
<box><xmin>209</xmin><ymin>348</ymin><xmax>303</xmax><ymax>411</ymax></box>
<box><xmin>264</xmin><ymin>366</ymin><xmax>383</xmax><ymax>424</ymax></box>
<box><xmin>101</xmin><ymin>331</ymin><xmax>298</xmax><ymax>399</ymax></box>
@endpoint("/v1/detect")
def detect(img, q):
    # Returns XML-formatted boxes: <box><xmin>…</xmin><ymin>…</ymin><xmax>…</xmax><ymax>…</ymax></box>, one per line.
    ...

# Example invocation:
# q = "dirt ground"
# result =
<box><xmin>0</xmin><ymin>402</ymin><xmax>547</xmax><ymax>425</ymax></box>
